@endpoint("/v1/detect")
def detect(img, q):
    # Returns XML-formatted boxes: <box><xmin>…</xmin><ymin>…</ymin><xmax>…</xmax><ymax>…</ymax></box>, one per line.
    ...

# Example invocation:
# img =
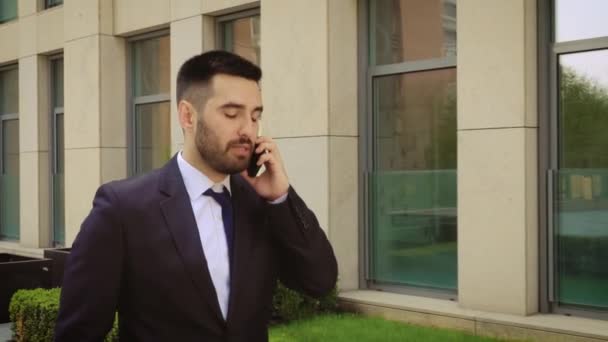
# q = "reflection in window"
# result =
<box><xmin>45</xmin><ymin>0</ymin><xmax>63</xmax><ymax>9</ymax></box>
<box><xmin>555</xmin><ymin>0</ymin><xmax>608</xmax><ymax>42</ymax></box>
<box><xmin>371</xmin><ymin>0</ymin><xmax>457</xmax><ymax>65</ymax></box>
<box><xmin>0</xmin><ymin>0</ymin><xmax>17</xmax><ymax>23</ymax></box>
<box><xmin>132</xmin><ymin>36</ymin><xmax>171</xmax><ymax>97</ymax></box>
<box><xmin>135</xmin><ymin>102</ymin><xmax>171</xmax><ymax>174</ymax></box>
<box><xmin>0</xmin><ymin>68</ymin><xmax>18</xmax><ymax>114</ymax></box>
<box><xmin>371</xmin><ymin>69</ymin><xmax>457</xmax><ymax>290</ymax></box>
<box><xmin>555</xmin><ymin>50</ymin><xmax>608</xmax><ymax>310</ymax></box>
<box><xmin>0</xmin><ymin>66</ymin><xmax>19</xmax><ymax>241</ymax></box>
<box><xmin>219</xmin><ymin>15</ymin><xmax>261</xmax><ymax>65</ymax></box>
<box><xmin>1</xmin><ymin>120</ymin><xmax>20</xmax><ymax>240</ymax></box>
<box><xmin>131</xmin><ymin>34</ymin><xmax>170</xmax><ymax>175</ymax></box>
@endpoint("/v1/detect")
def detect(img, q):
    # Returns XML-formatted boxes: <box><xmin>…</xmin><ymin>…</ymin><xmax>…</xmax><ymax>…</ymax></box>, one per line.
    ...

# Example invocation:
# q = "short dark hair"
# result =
<box><xmin>176</xmin><ymin>50</ymin><xmax>262</xmax><ymax>109</ymax></box>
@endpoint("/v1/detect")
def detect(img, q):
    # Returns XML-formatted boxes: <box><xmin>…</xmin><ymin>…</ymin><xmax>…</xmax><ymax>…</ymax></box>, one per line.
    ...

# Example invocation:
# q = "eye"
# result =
<box><xmin>224</xmin><ymin>109</ymin><xmax>238</xmax><ymax>118</ymax></box>
<box><xmin>252</xmin><ymin>112</ymin><xmax>262</xmax><ymax>122</ymax></box>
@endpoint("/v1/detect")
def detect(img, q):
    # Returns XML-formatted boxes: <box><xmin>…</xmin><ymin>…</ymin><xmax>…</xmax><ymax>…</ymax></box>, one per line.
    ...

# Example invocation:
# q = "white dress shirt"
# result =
<box><xmin>177</xmin><ymin>152</ymin><xmax>232</xmax><ymax>319</ymax></box>
<box><xmin>176</xmin><ymin>152</ymin><xmax>288</xmax><ymax>319</ymax></box>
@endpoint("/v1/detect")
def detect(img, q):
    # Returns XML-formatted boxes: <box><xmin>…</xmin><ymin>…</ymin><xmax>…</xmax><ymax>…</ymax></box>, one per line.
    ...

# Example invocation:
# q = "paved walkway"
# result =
<box><xmin>0</xmin><ymin>323</ymin><xmax>12</xmax><ymax>342</ymax></box>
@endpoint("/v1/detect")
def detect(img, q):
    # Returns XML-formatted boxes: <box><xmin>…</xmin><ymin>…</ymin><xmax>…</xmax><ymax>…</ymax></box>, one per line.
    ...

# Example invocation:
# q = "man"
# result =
<box><xmin>55</xmin><ymin>51</ymin><xmax>338</xmax><ymax>341</ymax></box>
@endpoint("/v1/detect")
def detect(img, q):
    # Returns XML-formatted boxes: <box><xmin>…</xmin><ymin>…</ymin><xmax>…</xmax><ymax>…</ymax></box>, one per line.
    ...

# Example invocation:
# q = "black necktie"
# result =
<box><xmin>203</xmin><ymin>187</ymin><xmax>234</xmax><ymax>265</ymax></box>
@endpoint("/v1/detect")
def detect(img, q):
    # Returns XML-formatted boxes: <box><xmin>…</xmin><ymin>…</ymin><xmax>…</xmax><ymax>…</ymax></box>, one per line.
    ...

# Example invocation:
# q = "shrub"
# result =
<box><xmin>271</xmin><ymin>281</ymin><xmax>339</xmax><ymax>323</ymax></box>
<box><xmin>8</xmin><ymin>288</ymin><xmax>118</xmax><ymax>342</ymax></box>
<box><xmin>8</xmin><ymin>281</ymin><xmax>338</xmax><ymax>340</ymax></box>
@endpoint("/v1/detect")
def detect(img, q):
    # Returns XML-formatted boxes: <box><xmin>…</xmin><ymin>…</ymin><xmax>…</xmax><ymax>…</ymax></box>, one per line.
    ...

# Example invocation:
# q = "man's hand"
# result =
<box><xmin>241</xmin><ymin>136</ymin><xmax>289</xmax><ymax>201</ymax></box>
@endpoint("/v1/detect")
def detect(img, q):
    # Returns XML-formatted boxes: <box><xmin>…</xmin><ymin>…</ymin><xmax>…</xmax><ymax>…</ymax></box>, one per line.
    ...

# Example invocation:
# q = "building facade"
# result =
<box><xmin>0</xmin><ymin>0</ymin><xmax>607</xmax><ymax>340</ymax></box>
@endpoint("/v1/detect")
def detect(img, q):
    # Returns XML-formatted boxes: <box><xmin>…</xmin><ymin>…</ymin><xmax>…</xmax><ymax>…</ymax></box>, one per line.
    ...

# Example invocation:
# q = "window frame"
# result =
<box><xmin>49</xmin><ymin>54</ymin><xmax>64</xmax><ymax>246</ymax></box>
<box><xmin>538</xmin><ymin>0</ymin><xmax>608</xmax><ymax>320</ymax></box>
<box><xmin>127</xmin><ymin>30</ymin><xmax>171</xmax><ymax>176</ymax></box>
<box><xmin>358</xmin><ymin>0</ymin><xmax>458</xmax><ymax>300</ymax></box>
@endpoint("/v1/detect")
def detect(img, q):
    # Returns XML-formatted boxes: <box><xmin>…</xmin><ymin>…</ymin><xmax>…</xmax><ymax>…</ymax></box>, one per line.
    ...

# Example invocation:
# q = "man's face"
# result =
<box><xmin>194</xmin><ymin>74</ymin><xmax>263</xmax><ymax>175</ymax></box>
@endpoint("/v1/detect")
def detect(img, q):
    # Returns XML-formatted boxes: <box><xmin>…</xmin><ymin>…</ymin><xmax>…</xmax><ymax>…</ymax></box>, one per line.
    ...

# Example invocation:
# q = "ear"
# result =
<box><xmin>178</xmin><ymin>100</ymin><xmax>196</xmax><ymax>131</ymax></box>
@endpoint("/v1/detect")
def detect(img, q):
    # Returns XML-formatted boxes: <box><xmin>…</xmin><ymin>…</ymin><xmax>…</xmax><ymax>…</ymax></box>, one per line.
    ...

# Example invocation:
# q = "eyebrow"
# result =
<box><xmin>219</xmin><ymin>102</ymin><xmax>264</xmax><ymax>114</ymax></box>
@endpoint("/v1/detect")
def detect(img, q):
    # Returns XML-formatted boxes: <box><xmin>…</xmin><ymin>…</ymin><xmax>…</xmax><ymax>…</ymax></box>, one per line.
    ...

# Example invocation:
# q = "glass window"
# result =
<box><xmin>370</xmin><ymin>0</ymin><xmax>457</xmax><ymax>66</ymax></box>
<box><xmin>131</xmin><ymin>34</ymin><xmax>170</xmax><ymax>175</ymax></box>
<box><xmin>219</xmin><ymin>13</ymin><xmax>260</xmax><ymax>65</ymax></box>
<box><xmin>0</xmin><ymin>68</ymin><xmax>18</xmax><ymax>114</ymax></box>
<box><xmin>45</xmin><ymin>0</ymin><xmax>63</xmax><ymax>9</ymax></box>
<box><xmin>0</xmin><ymin>66</ymin><xmax>19</xmax><ymax>241</ymax></box>
<box><xmin>554</xmin><ymin>50</ymin><xmax>608</xmax><ymax>310</ymax></box>
<box><xmin>371</xmin><ymin>69</ymin><xmax>457</xmax><ymax>290</ymax></box>
<box><xmin>0</xmin><ymin>0</ymin><xmax>17</xmax><ymax>23</ymax></box>
<box><xmin>132</xmin><ymin>36</ymin><xmax>170</xmax><ymax>97</ymax></box>
<box><xmin>135</xmin><ymin>102</ymin><xmax>171</xmax><ymax>174</ymax></box>
<box><xmin>367</xmin><ymin>1</ymin><xmax>457</xmax><ymax>293</ymax></box>
<box><xmin>555</xmin><ymin>0</ymin><xmax>608</xmax><ymax>42</ymax></box>
<box><xmin>51</xmin><ymin>58</ymin><xmax>64</xmax><ymax>246</ymax></box>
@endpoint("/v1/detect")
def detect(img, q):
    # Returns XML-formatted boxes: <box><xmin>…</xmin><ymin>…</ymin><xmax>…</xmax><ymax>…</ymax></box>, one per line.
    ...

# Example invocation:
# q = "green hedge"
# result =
<box><xmin>8</xmin><ymin>281</ymin><xmax>337</xmax><ymax>340</ymax></box>
<box><xmin>272</xmin><ymin>282</ymin><xmax>338</xmax><ymax>322</ymax></box>
<box><xmin>8</xmin><ymin>288</ymin><xmax>118</xmax><ymax>342</ymax></box>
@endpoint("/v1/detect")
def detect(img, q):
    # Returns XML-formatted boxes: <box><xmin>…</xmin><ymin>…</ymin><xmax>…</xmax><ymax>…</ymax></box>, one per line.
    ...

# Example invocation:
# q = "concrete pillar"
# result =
<box><xmin>327</xmin><ymin>0</ymin><xmax>359</xmax><ymax>291</ymax></box>
<box><xmin>457</xmin><ymin>0</ymin><xmax>538</xmax><ymax>315</ymax></box>
<box><xmin>169</xmin><ymin>15</ymin><xmax>204</xmax><ymax>154</ymax></box>
<box><xmin>261</xmin><ymin>0</ymin><xmax>359</xmax><ymax>290</ymax></box>
<box><xmin>63</xmin><ymin>0</ymin><xmax>126</xmax><ymax>245</ymax></box>
<box><xmin>18</xmin><ymin>56</ymin><xmax>51</xmax><ymax>248</ymax></box>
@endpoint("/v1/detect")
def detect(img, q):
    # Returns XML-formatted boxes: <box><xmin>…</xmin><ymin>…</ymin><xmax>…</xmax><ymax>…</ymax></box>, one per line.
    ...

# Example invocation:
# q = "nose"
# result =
<box><xmin>237</xmin><ymin>115</ymin><xmax>257</xmax><ymax>140</ymax></box>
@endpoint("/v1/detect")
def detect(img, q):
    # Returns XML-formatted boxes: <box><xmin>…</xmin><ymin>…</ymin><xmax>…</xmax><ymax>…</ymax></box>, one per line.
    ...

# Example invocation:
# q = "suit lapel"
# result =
<box><xmin>158</xmin><ymin>156</ymin><xmax>225</xmax><ymax>324</ymax></box>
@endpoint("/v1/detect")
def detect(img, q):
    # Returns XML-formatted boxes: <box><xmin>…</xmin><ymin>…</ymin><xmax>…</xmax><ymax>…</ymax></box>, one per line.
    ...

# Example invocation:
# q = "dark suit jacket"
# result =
<box><xmin>54</xmin><ymin>156</ymin><xmax>338</xmax><ymax>342</ymax></box>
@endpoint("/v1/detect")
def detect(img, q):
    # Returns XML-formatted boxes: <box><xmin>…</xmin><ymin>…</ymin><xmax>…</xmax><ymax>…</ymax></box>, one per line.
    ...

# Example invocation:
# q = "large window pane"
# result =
<box><xmin>132</xmin><ymin>36</ymin><xmax>170</xmax><ymax>97</ymax></box>
<box><xmin>220</xmin><ymin>15</ymin><xmax>261</xmax><ymax>65</ymax></box>
<box><xmin>0</xmin><ymin>0</ymin><xmax>17</xmax><ymax>23</ymax></box>
<box><xmin>1</xmin><ymin>119</ymin><xmax>19</xmax><ymax>240</ymax></box>
<box><xmin>0</xmin><ymin>68</ymin><xmax>18</xmax><ymax>114</ymax></box>
<box><xmin>370</xmin><ymin>68</ymin><xmax>457</xmax><ymax>290</ymax></box>
<box><xmin>370</xmin><ymin>0</ymin><xmax>456</xmax><ymax>66</ymax></box>
<box><xmin>555</xmin><ymin>0</ymin><xmax>608</xmax><ymax>43</ymax></box>
<box><xmin>135</xmin><ymin>102</ymin><xmax>170</xmax><ymax>174</ymax></box>
<box><xmin>555</xmin><ymin>50</ymin><xmax>608</xmax><ymax>310</ymax></box>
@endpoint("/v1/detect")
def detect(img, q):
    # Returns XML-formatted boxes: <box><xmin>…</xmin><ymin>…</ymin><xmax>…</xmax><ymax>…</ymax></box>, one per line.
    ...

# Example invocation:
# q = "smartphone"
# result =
<box><xmin>247</xmin><ymin>143</ymin><xmax>262</xmax><ymax>177</ymax></box>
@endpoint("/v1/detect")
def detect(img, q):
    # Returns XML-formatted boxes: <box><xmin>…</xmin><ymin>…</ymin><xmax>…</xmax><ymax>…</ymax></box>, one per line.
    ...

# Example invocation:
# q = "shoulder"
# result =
<box><xmin>101</xmin><ymin>167</ymin><xmax>163</xmax><ymax>199</ymax></box>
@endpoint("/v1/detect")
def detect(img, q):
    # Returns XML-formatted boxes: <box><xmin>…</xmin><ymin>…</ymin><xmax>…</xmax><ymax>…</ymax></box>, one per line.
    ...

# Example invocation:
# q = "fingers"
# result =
<box><xmin>256</xmin><ymin>149</ymin><xmax>275</xmax><ymax>167</ymax></box>
<box><xmin>254</xmin><ymin>136</ymin><xmax>275</xmax><ymax>155</ymax></box>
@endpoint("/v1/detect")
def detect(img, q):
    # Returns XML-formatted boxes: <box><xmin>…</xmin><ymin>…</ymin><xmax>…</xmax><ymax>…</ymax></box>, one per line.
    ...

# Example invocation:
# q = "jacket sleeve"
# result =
<box><xmin>54</xmin><ymin>184</ymin><xmax>124</xmax><ymax>342</ymax></box>
<box><xmin>266</xmin><ymin>186</ymin><xmax>338</xmax><ymax>297</ymax></box>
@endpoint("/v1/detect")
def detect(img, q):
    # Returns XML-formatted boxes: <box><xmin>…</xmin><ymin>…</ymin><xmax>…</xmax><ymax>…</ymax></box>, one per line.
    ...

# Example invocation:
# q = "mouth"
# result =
<box><xmin>230</xmin><ymin>144</ymin><xmax>252</xmax><ymax>157</ymax></box>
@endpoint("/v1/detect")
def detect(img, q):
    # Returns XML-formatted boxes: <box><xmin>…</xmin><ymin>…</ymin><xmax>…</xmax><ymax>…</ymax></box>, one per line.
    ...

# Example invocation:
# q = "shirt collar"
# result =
<box><xmin>177</xmin><ymin>151</ymin><xmax>231</xmax><ymax>201</ymax></box>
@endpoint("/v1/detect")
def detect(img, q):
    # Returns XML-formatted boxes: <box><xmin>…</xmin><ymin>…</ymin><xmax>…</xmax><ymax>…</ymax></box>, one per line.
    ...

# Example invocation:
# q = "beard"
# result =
<box><xmin>195</xmin><ymin>117</ymin><xmax>252</xmax><ymax>175</ymax></box>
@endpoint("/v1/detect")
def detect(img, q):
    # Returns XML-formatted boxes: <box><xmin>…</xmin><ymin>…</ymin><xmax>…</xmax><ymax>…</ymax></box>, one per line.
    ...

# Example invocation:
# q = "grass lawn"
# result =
<box><xmin>269</xmin><ymin>314</ymin><xmax>516</xmax><ymax>342</ymax></box>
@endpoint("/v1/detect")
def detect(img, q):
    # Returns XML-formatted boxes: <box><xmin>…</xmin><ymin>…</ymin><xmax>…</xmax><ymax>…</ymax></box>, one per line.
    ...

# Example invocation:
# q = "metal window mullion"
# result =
<box><xmin>0</xmin><ymin>113</ymin><xmax>18</xmax><ymax>120</ymax></box>
<box><xmin>127</xmin><ymin>29</ymin><xmax>170</xmax><ymax>43</ymax></box>
<box><xmin>133</xmin><ymin>94</ymin><xmax>170</xmax><ymax>105</ymax></box>
<box><xmin>553</xmin><ymin>36</ymin><xmax>608</xmax><ymax>55</ymax></box>
<box><xmin>0</xmin><ymin>118</ymin><xmax>3</xmax><ymax>175</ymax></box>
<box><xmin>549</xmin><ymin>18</ymin><xmax>560</xmax><ymax>308</ymax></box>
<box><xmin>357</xmin><ymin>0</ymin><xmax>369</xmax><ymax>289</ymax></box>
<box><xmin>370</xmin><ymin>56</ymin><xmax>457</xmax><ymax>77</ymax></box>
<box><xmin>216</xmin><ymin>8</ymin><xmax>260</xmax><ymax>24</ymax></box>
